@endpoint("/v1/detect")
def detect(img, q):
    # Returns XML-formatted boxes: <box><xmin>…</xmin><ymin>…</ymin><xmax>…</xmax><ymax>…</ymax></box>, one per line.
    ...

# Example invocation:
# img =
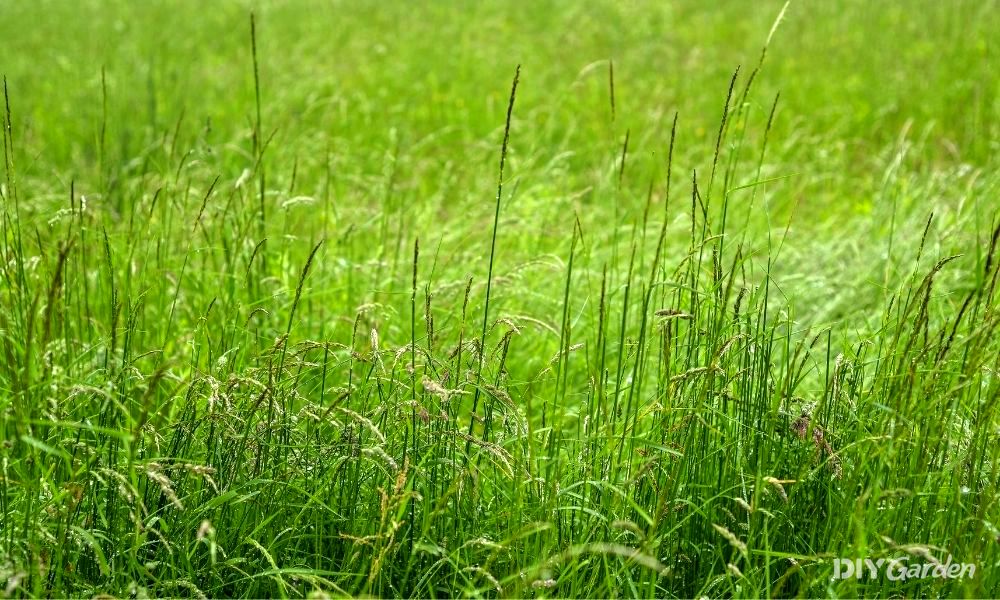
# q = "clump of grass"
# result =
<box><xmin>1</xmin><ymin>2</ymin><xmax>999</xmax><ymax>599</ymax></box>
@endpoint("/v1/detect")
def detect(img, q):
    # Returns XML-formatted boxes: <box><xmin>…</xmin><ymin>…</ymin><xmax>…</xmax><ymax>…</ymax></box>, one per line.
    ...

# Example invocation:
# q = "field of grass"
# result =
<box><xmin>1</xmin><ymin>0</ymin><xmax>999</xmax><ymax>597</ymax></box>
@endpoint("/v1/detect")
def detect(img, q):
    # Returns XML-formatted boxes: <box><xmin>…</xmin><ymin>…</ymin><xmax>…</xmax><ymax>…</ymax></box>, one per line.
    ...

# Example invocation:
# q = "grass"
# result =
<box><xmin>1</xmin><ymin>0</ymin><xmax>999</xmax><ymax>597</ymax></box>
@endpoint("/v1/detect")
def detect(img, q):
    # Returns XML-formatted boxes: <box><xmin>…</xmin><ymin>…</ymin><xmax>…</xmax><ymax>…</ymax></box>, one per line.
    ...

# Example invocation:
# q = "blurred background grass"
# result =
<box><xmin>1</xmin><ymin>0</ymin><xmax>997</xmax><ymax>353</ymax></box>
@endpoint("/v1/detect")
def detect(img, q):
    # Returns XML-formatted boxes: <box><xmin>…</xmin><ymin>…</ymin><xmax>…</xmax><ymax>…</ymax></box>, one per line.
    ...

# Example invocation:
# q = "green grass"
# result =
<box><xmin>1</xmin><ymin>0</ymin><xmax>999</xmax><ymax>597</ymax></box>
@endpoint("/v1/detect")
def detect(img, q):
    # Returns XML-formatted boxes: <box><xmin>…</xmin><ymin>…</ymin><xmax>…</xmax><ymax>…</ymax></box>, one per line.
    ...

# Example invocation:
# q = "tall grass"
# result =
<box><xmin>1</xmin><ymin>1</ymin><xmax>999</xmax><ymax>598</ymax></box>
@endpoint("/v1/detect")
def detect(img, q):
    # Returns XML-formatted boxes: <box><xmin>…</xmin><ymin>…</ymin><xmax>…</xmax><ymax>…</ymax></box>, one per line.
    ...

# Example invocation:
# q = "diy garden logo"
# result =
<box><xmin>833</xmin><ymin>555</ymin><xmax>976</xmax><ymax>582</ymax></box>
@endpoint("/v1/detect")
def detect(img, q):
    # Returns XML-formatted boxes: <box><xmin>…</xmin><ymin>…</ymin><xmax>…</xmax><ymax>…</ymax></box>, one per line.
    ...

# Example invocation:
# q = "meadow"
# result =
<box><xmin>1</xmin><ymin>0</ymin><xmax>999</xmax><ymax>597</ymax></box>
